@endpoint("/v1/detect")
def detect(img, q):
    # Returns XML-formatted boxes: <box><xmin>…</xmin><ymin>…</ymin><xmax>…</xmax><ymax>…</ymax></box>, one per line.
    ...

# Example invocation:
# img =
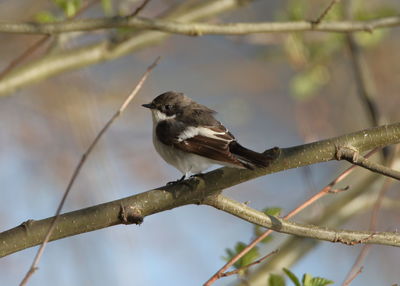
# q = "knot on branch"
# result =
<box><xmin>119</xmin><ymin>205</ymin><xmax>143</xmax><ymax>225</ymax></box>
<box><xmin>335</xmin><ymin>146</ymin><xmax>360</xmax><ymax>162</ymax></box>
<box><xmin>263</xmin><ymin>146</ymin><xmax>281</xmax><ymax>161</ymax></box>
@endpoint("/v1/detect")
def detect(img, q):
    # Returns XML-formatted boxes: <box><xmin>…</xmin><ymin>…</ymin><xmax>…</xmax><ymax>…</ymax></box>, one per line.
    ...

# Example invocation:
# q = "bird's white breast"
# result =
<box><xmin>152</xmin><ymin>129</ymin><xmax>215</xmax><ymax>175</ymax></box>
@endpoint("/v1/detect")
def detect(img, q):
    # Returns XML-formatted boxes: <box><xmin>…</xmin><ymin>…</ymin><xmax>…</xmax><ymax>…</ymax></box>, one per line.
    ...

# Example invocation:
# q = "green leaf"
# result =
<box><xmin>53</xmin><ymin>0</ymin><xmax>82</xmax><ymax>17</ymax></box>
<box><xmin>290</xmin><ymin>65</ymin><xmax>330</xmax><ymax>101</ymax></box>
<box><xmin>301</xmin><ymin>273</ymin><xmax>334</xmax><ymax>286</ymax></box>
<box><xmin>35</xmin><ymin>11</ymin><xmax>57</xmax><ymax>23</ymax></box>
<box><xmin>264</xmin><ymin>207</ymin><xmax>282</xmax><ymax>217</ymax></box>
<box><xmin>101</xmin><ymin>0</ymin><xmax>113</xmax><ymax>16</ymax></box>
<box><xmin>302</xmin><ymin>273</ymin><xmax>312</xmax><ymax>286</ymax></box>
<box><xmin>253</xmin><ymin>207</ymin><xmax>281</xmax><ymax>243</ymax></box>
<box><xmin>283</xmin><ymin>268</ymin><xmax>301</xmax><ymax>286</ymax></box>
<box><xmin>355</xmin><ymin>30</ymin><xmax>387</xmax><ymax>48</ymax></box>
<box><xmin>309</xmin><ymin>277</ymin><xmax>334</xmax><ymax>286</ymax></box>
<box><xmin>223</xmin><ymin>242</ymin><xmax>260</xmax><ymax>269</ymax></box>
<box><xmin>269</xmin><ymin>274</ymin><xmax>286</xmax><ymax>286</ymax></box>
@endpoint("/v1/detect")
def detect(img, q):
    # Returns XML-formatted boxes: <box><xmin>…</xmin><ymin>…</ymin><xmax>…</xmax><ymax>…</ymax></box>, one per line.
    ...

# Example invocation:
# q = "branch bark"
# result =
<box><xmin>0</xmin><ymin>16</ymin><xmax>399</xmax><ymax>35</ymax></box>
<box><xmin>1</xmin><ymin>122</ymin><xmax>400</xmax><ymax>257</ymax></box>
<box><xmin>204</xmin><ymin>194</ymin><xmax>398</xmax><ymax>246</ymax></box>
<box><xmin>337</xmin><ymin>147</ymin><xmax>400</xmax><ymax>180</ymax></box>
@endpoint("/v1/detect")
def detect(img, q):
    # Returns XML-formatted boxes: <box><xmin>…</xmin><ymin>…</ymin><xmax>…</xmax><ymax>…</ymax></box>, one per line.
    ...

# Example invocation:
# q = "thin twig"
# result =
<box><xmin>312</xmin><ymin>0</ymin><xmax>341</xmax><ymax>25</ymax></box>
<box><xmin>203</xmin><ymin>149</ymin><xmax>377</xmax><ymax>286</ymax></box>
<box><xmin>0</xmin><ymin>36</ymin><xmax>50</xmax><ymax>80</ymax></box>
<box><xmin>130</xmin><ymin>0</ymin><xmax>151</xmax><ymax>17</ymax></box>
<box><xmin>19</xmin><ymin>57</ymin><xmax>160</xmax><ymax>286</ymax></box>
<box><xmin>336</xmin><ymin>147</ymin><xmax>400</xmax><ymax>180</ymax></box>
<box><xmin>220</xmin><ymin>250</ymin><xmax>278</xmax><ymax>278</ymax></box>
<box><xmin>343</xmin><ymin>266</ymin><xmax>364</xmax><ymax>286</ymax></box>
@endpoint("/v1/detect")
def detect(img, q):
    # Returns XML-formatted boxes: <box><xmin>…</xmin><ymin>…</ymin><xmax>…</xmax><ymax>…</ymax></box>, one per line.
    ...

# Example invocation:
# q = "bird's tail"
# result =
<box><xmin>229</xmin><ymin>141</ymin><xmax>275</xmax><ymax>170</ymax></box>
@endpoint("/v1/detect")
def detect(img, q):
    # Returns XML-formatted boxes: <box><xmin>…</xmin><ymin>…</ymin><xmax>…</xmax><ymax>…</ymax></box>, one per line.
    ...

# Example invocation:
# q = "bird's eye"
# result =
<box><xmin>165</xmin><ymin>104</ymin><xmax>172</xmax><ymax>110</ymax></box>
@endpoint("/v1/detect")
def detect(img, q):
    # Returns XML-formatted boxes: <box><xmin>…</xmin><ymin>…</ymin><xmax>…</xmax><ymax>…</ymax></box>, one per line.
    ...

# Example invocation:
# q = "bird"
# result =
<box><xmin>142</xmin><ymin>91</ymin><xmax>274</xmax><ymax>182</ymax></box>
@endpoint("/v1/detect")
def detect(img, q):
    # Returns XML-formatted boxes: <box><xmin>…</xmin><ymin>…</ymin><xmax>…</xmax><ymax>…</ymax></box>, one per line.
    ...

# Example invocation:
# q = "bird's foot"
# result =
<box><xmin>166</xmin><ymin>175</ymin><xmax>186</xmax><ymax>185</ymax></box>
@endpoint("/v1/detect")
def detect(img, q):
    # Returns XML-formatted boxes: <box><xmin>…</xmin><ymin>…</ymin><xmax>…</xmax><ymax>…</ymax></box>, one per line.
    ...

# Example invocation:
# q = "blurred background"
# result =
<box><xmin>0</xmin><ymin>0</ymin><xmax>399</xmax><ymax>285</ymax></box>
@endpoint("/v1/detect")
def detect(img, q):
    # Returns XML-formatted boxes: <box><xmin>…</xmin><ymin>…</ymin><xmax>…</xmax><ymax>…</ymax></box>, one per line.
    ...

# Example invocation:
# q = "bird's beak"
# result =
<box><xmin>142</xmin><ymin>103</ymin><xmax>155</xmax><ymax>109</ymax></box>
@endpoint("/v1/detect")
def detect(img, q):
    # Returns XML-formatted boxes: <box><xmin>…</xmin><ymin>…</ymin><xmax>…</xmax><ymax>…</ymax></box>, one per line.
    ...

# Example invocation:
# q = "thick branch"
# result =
<box><xmin>1</xmin><ymin>122</ymin><xmax>400</xmax><ymax>257</ymax></box>
<box><xmin>0</xmin><ymin>16</ymin><xmax>399</xmax><ymax>35</ymax></box>
<box><xmin>203</xmin><ymin>194</ymin><xmax>399</xmax><ymax>246</ymax></box>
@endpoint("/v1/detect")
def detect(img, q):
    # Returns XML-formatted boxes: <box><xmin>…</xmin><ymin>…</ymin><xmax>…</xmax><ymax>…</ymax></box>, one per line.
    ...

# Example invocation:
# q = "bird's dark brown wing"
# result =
<box><xmin>156</xmin><ymin>121</ymin><xmax>246</xmax><ymax>168</ymax></box>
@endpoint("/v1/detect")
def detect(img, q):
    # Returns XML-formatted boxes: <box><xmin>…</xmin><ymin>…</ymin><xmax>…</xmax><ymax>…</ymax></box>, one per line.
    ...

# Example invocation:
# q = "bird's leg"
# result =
<box><xmin>166</xmin><ymin>174</ymin><xmax>187</xmax><ymax>185</ymax></box>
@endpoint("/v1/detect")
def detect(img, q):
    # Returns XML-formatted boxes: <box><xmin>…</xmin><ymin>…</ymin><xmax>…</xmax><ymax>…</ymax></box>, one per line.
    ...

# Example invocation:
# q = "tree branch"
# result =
<box><xmin>0</xmin><ymin>123</ymin><xmax>399</xmax><ymax>257</ymax></box>
<box><xmin>0</xmin><ymin>16</ymin><xmax>399</xmax><ymax>35</ymax></box>
<box><xmin>0</xmin><ymin>0</ymin><xmax>252</xmax><ymax>96</ymax></box>
<box><xmin>204</xmin><ymin>149</ymin><xmax>377</xmax><ymax>286</ymax></box>
<box><xmin>204</xmin><ymin>194</ymin><xmax>399</xmax><ymax>247</ymax></box>
<box><xmin>336</xmin><ymin>146</ymin><xmax>400</xmax><ymax>180</ymax></box>
<box><xmin>243</xmin><ymin>173</ymin><xmax>382</xmax><ymax>285</ymax></box>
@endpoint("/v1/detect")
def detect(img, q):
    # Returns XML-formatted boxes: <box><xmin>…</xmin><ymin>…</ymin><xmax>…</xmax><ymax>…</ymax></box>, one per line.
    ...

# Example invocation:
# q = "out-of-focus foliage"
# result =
<box><xmin>101</xmin><ymin>0</ymin><xmax>113</xmax><ymax>16</ymax></box>
<box><xmin>278</xmin><ymin>0</ymin><xmax>396</xmax><ymax>100</ymax></box>
<box><xmin>35</xmin><ymin>0</ymin><xmax>114</xmax><ymax>22</ymax></box>
<box><xmin>269</xmin><ymin>274</ymin><xmax>286</xmax><ymax>286</ymax></box>
<box><xmin>223</xmin><ymin>241</ymin><xmax>260</xmax><ymax>271</ymax></box>
<box><xmin>268</xmin><ymin>268</ymin><xmax>334</xmax><ymax>286</ymax></box>
<box><xmin>54</xmin><ymin>0</ymin><xmax>82</xmax><ymax>17</ymax></box>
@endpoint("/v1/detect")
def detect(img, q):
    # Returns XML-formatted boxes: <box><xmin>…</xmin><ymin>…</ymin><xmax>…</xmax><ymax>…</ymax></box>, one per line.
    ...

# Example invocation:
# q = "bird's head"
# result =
<box><xmin>142</xmin><ymin>91</ymin><xmax>191</xmax><ymax>122</ymax></box>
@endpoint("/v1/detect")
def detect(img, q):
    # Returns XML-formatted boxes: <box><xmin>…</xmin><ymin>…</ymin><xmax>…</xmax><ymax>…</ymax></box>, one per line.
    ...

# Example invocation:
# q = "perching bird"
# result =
<box><xmin>142</xmin><ymin>91</ymin><xmax>273</xmax><ymax>181</ymax></box>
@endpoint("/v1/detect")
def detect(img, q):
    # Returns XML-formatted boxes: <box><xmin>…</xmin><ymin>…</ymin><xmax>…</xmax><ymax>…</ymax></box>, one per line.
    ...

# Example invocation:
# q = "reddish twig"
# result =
<box><xmin>19</xmin><ymin>57</ymin><xmax>160</xmax><ymax>286</ymax></box>
<box><xmin>220</xmin><ymin>250</ymin><xmax>278</xmax><ymax>278</ymax></box>
<box><xmin>204</xmin><ymin>149</ymin><xmax>378</xmax><ymax>286</ymax></box>
<box><xmin>343</xmin><ymin>266</ymin><xmax>364</xmax><ymax>286</ymax></box>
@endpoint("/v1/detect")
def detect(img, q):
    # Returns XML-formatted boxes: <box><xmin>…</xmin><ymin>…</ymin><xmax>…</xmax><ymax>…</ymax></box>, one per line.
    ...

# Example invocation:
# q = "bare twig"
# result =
<box><xmin>130</xmin><ymin>0</ymin><xmax>151</xmax><ymax>17</ymax></box>
<box><xmin>203</xmin><ymin>149</ymin><xmax>377</xmax><ymax>286</ymax></box>
<box><xmin>336</xmin><ymin>147</ymin><xmax>400</xmax><ymax>180</ymax></box>
<box><xmin>205</xmin><ymin>194</ymin><xmax>397</xmax><ymax>245</ymax></box>
<box><xmin>19</xmin><ymin>57</ymin><xmax>160</xmax><ymax>286</ymax></box>
<box><xmin>0</xmin><ymin>36</ymin><xmax>50</xmax><ymax>80</ymax></box>
<box><xmin>0</xmin><ymin>16</ymin><xmax>399</xmax><ymax>35</ymax></box>
<box><xmin>343</xmin><ymin>266</ymin><xmax>364</xmax><ymax>286</ymax></box>
<box><xmin>312</xmin><ymin>0</ymin><xmax>341</xmax><ymax>25</ymax></box>
<box><xmin>220</xmin><ymin>250</ymin><xmax>278</xmax><ymax>278</ymax></box>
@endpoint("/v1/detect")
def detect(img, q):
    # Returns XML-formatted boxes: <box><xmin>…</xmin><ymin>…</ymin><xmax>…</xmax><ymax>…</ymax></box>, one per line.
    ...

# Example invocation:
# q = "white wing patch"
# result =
<box><xmin>178</xmin><ymin>126</ymin><xmax>232</xmax><ymax>142</ymax></box>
